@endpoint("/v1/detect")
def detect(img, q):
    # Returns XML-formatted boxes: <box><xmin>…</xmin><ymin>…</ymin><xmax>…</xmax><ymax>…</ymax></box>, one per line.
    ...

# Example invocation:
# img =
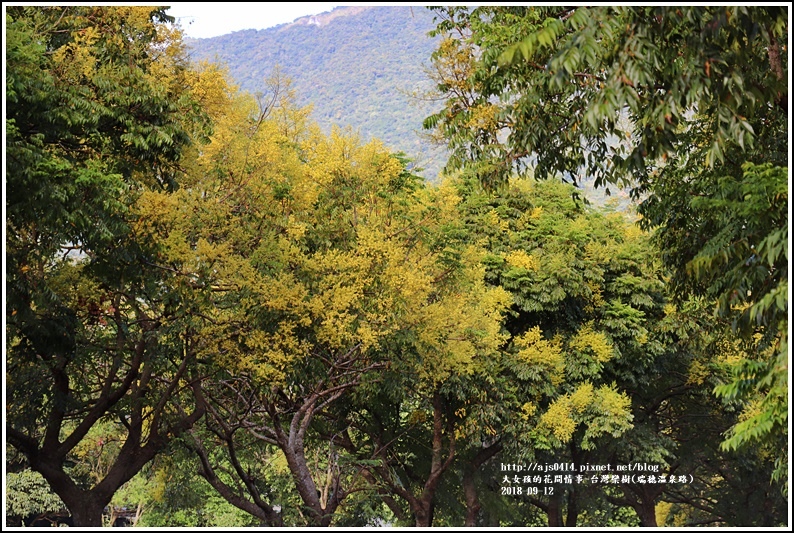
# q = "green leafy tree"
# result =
<box><xmin>408</xmin><ymin>174</ymin><xmax>784</xmax><ymax>527</ymax></box>
<box><xmin>6</xmin><ymin>7</ymin><xmax>209</xmax><ymax>526</ymax></box>
<box><xmin>445</xmin><ymin>176</ymin><xmax>655</xmax><ymax>526</ymax></box>
<box><xmin>5</xmin><ymin>470</ymin><xmax>65</xmax><ymax>527</ymax></box>
<box><xmin>338</xmin><ymin>177</ymin><xmax>648</xmax><ymax>527</ymax></box>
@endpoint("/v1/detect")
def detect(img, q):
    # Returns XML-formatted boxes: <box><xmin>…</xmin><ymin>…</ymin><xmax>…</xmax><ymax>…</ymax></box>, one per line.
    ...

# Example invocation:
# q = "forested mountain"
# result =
<box><xmin>185</xmin><ymin>6</ymin><xmax>447</xmax><ymax>180</ymax></box>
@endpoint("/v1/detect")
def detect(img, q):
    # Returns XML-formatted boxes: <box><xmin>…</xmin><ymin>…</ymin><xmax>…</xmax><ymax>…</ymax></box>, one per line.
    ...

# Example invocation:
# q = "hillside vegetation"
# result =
<box><xmin>185</xmin><ymin>6</ymin><xmax>447</xmax><ymax>179</ymax></box>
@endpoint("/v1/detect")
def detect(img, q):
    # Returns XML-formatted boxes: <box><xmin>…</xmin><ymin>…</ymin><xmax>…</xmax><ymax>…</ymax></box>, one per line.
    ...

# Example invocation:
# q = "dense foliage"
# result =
<box><xmin>424</xmin><ymin>4</ymin><xmax>788</xmax><ymax>487</ymax></box>
<box><xmin>5</xmin><ymin>5</ymin><xmax>788</xmax><ymax>528</ymax></box>
<box><xmin>6</xmin><ymin>6</ymin><xmax>209</xmax><ymax>526</ymax></box>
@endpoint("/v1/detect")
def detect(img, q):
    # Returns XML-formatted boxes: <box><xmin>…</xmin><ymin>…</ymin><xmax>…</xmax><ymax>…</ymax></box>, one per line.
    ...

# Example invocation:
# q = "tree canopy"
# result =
<box><xmin>6</xmin><ymin>6</ymin><xmax>208</xmax><ymax>526</ymax></box>
<box><xmin>424</xmin><ymin>5</ymin><xmax>788</xmax><ymax>484</ymax></box>
<box><xmin>5</xmin><ymin>5</ymin><xmax>789</xmax><ymax>528</ymax></box>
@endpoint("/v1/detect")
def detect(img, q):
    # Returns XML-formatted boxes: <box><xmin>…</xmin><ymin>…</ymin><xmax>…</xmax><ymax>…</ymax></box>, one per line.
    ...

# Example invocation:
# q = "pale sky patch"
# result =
<box><xmin>166</xmin><ymin>3</ymin><xmax>344</xmax><ymax>39</ymax></box>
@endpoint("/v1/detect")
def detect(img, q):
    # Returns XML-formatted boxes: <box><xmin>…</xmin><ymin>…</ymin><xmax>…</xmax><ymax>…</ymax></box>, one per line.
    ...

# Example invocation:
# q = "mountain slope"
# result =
<box><xmin>184</xmin><ymin>6</ymin><xmax>446</xmax><ymax>179</ymax></box>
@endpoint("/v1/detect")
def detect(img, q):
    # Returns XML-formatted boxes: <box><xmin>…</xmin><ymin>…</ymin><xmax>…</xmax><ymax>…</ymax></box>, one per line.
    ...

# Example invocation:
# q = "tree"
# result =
<box><xmin>5</xmin><ymin>470</ymin><xmax>66</xmax><ymax>527</ymax></box>
<box><xmin>6</xmin><ymin>7</ymin><xmax>209</xmax><ymax>526</ymax></box>
<box><xmin>444</xmin><ymin>176</ymin><xmax>656</xmax><ymax>527</ymax></box>
<box><xmin>425</xmin><ymin>5</ymin><xmax>788</xmax><ymax>485</ymax></box>
<box><xmin>608</xmin><ymin>297</ymin><xmax>788</xmax><ymax>526</ymax></box>
<box><xmin>336</xmin><ymin>176</ymin><xmax>649</xmax><ymax>527</ymax></box>
<box><xmin>128</xmin><ymin>62</ymin><xmax>512</xmax><ymax>526</ymax></box>
<box><xmin>404</xmin><ymin>173</ymin><xmax>785</xmax><ymax>527</ymax></box>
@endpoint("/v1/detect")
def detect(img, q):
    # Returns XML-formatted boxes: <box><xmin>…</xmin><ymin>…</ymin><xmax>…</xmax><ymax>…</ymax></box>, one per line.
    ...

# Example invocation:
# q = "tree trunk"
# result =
<box><xmin>636</xmin><ymin>499</ymin><xmax>657</xmax><ymax>527</ymax></box>
<box><xmin>277</xmin><ymin>393</ymin><xmax>340</xmax><ymax>526</ymax></box>
<box><xmin>622</xmin><ymin>483</ymin><xmax>663</xmax><ymax>527</ymax></box>
<box><xmin>607</xmin><ymin>483</ymin><xmax>663</xmax><ymax>528</ymax></box>
<box><xmin>132</xmin><ymin>501</ymin><xmax>144</xmax><ymax>527</ymax></box>
<box><xmin>415</xmin><ymin>503</ymin><xmax>433</xmax><ymax>528</ymax></box>
<box><xmin>411</xmin><ymin>392</ymin><xmax>455</xmax><ymax>527</ymax></box>
<box><xmin>547</xmin><ymin>490</ymin><xmax>564</xmax><ymax>527</ymax></box>
<box><xmin>463</xmin><ymin>469</ymin><xmax>481</xmax><ymax>527</ymax></box>
<box><xmin>28</xmin><ymin>459</ymin><xmax>112</xmax><ymax>528</ymax></box>
<box><xmin>65</xmin><ymin>496</ymin><xmax>106</xmax><ymax>527</ymax></box>
<box><xmin>565</xmin><ymin>487</ymin><xmax>578</xmax><ymax>527</ymax></box>
<box><xmin>463</xmin><ymin>441</ymin><xmax>502</xmax><ymax>527</ymax></box>
<box><xmin>384</xmin><ymin>392</ymin><xmax>456</xmax><ymax>528</ymax></box>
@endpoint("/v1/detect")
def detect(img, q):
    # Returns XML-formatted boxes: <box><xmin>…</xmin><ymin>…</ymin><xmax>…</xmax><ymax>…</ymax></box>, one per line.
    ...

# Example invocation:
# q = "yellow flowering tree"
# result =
<box><xmin>435</xmin><ymin>175</ymin><xmax>664</xmax><ymax>526</ymax></box>
<box><xmin>131</xmin><ymin>70</ymin><xmax>511</xmax><ymax>525</ymax></box>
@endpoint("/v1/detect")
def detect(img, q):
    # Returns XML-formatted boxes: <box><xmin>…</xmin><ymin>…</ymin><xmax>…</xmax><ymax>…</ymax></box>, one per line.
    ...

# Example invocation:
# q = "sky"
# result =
<box><xmin>165</xmin><ymin>3</ymin><xmax>344</xmax><ymax>39</ymax></box>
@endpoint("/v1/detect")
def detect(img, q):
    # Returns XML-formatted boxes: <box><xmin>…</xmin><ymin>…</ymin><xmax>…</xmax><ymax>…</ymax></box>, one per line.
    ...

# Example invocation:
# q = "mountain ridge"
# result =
<box><xmin>284</xmin><ymin>6</ymin><xmax>372</xmax><ymax>29</ymax></box>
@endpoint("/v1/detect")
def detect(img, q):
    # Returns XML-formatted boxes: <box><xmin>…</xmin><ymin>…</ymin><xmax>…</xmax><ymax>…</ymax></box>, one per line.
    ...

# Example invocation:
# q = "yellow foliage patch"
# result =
<box><xmin>515</xmin><ymin>327</ymin><xmax>565</xmax><ymax>384</ymax></box>
<box><xmin>623</xmin><ymin>223</ymin><xmax>646</xmax><ymax>241</ymax></box>
<box><xmin>686</xmin><ymin>359</ymin><xmax>709</xmax><ymax>386</ymax></box>
<box><xmin>594</xmin><ymin>384</ymin><xmax>633</xmax><ymax>419</ymax></box>
<box><xmin>465</xmin><ymin>104</ymin><xmax>499</xmax><ymax>131</ymax></box>
<box><xmin>540</xmin><ymin>398</ymin><xmax>576</xmax><ymax>442</ymax></box>
<box><xmin>569</xmin><ymin>382</ymin><xmax>595</xmax><ymax>413</ymax></box>
<box><xmin>655</xmin><ymin>501</ymin><xmax>673</xmax><ymax>526</ymax></box>
<box><xmin>571</xmin><ymin>322</ymin><xmax>614</xmax><ymax>363</ymax></box>
<box><xmin>520</xmin><ymin>402</ymin><xmax>538</xmax><ymax>420</ymax></box>
<box><xmin>505</xmin><ymin>249</ymin><xmax>539</xmax><ymax>271</ymax></box>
